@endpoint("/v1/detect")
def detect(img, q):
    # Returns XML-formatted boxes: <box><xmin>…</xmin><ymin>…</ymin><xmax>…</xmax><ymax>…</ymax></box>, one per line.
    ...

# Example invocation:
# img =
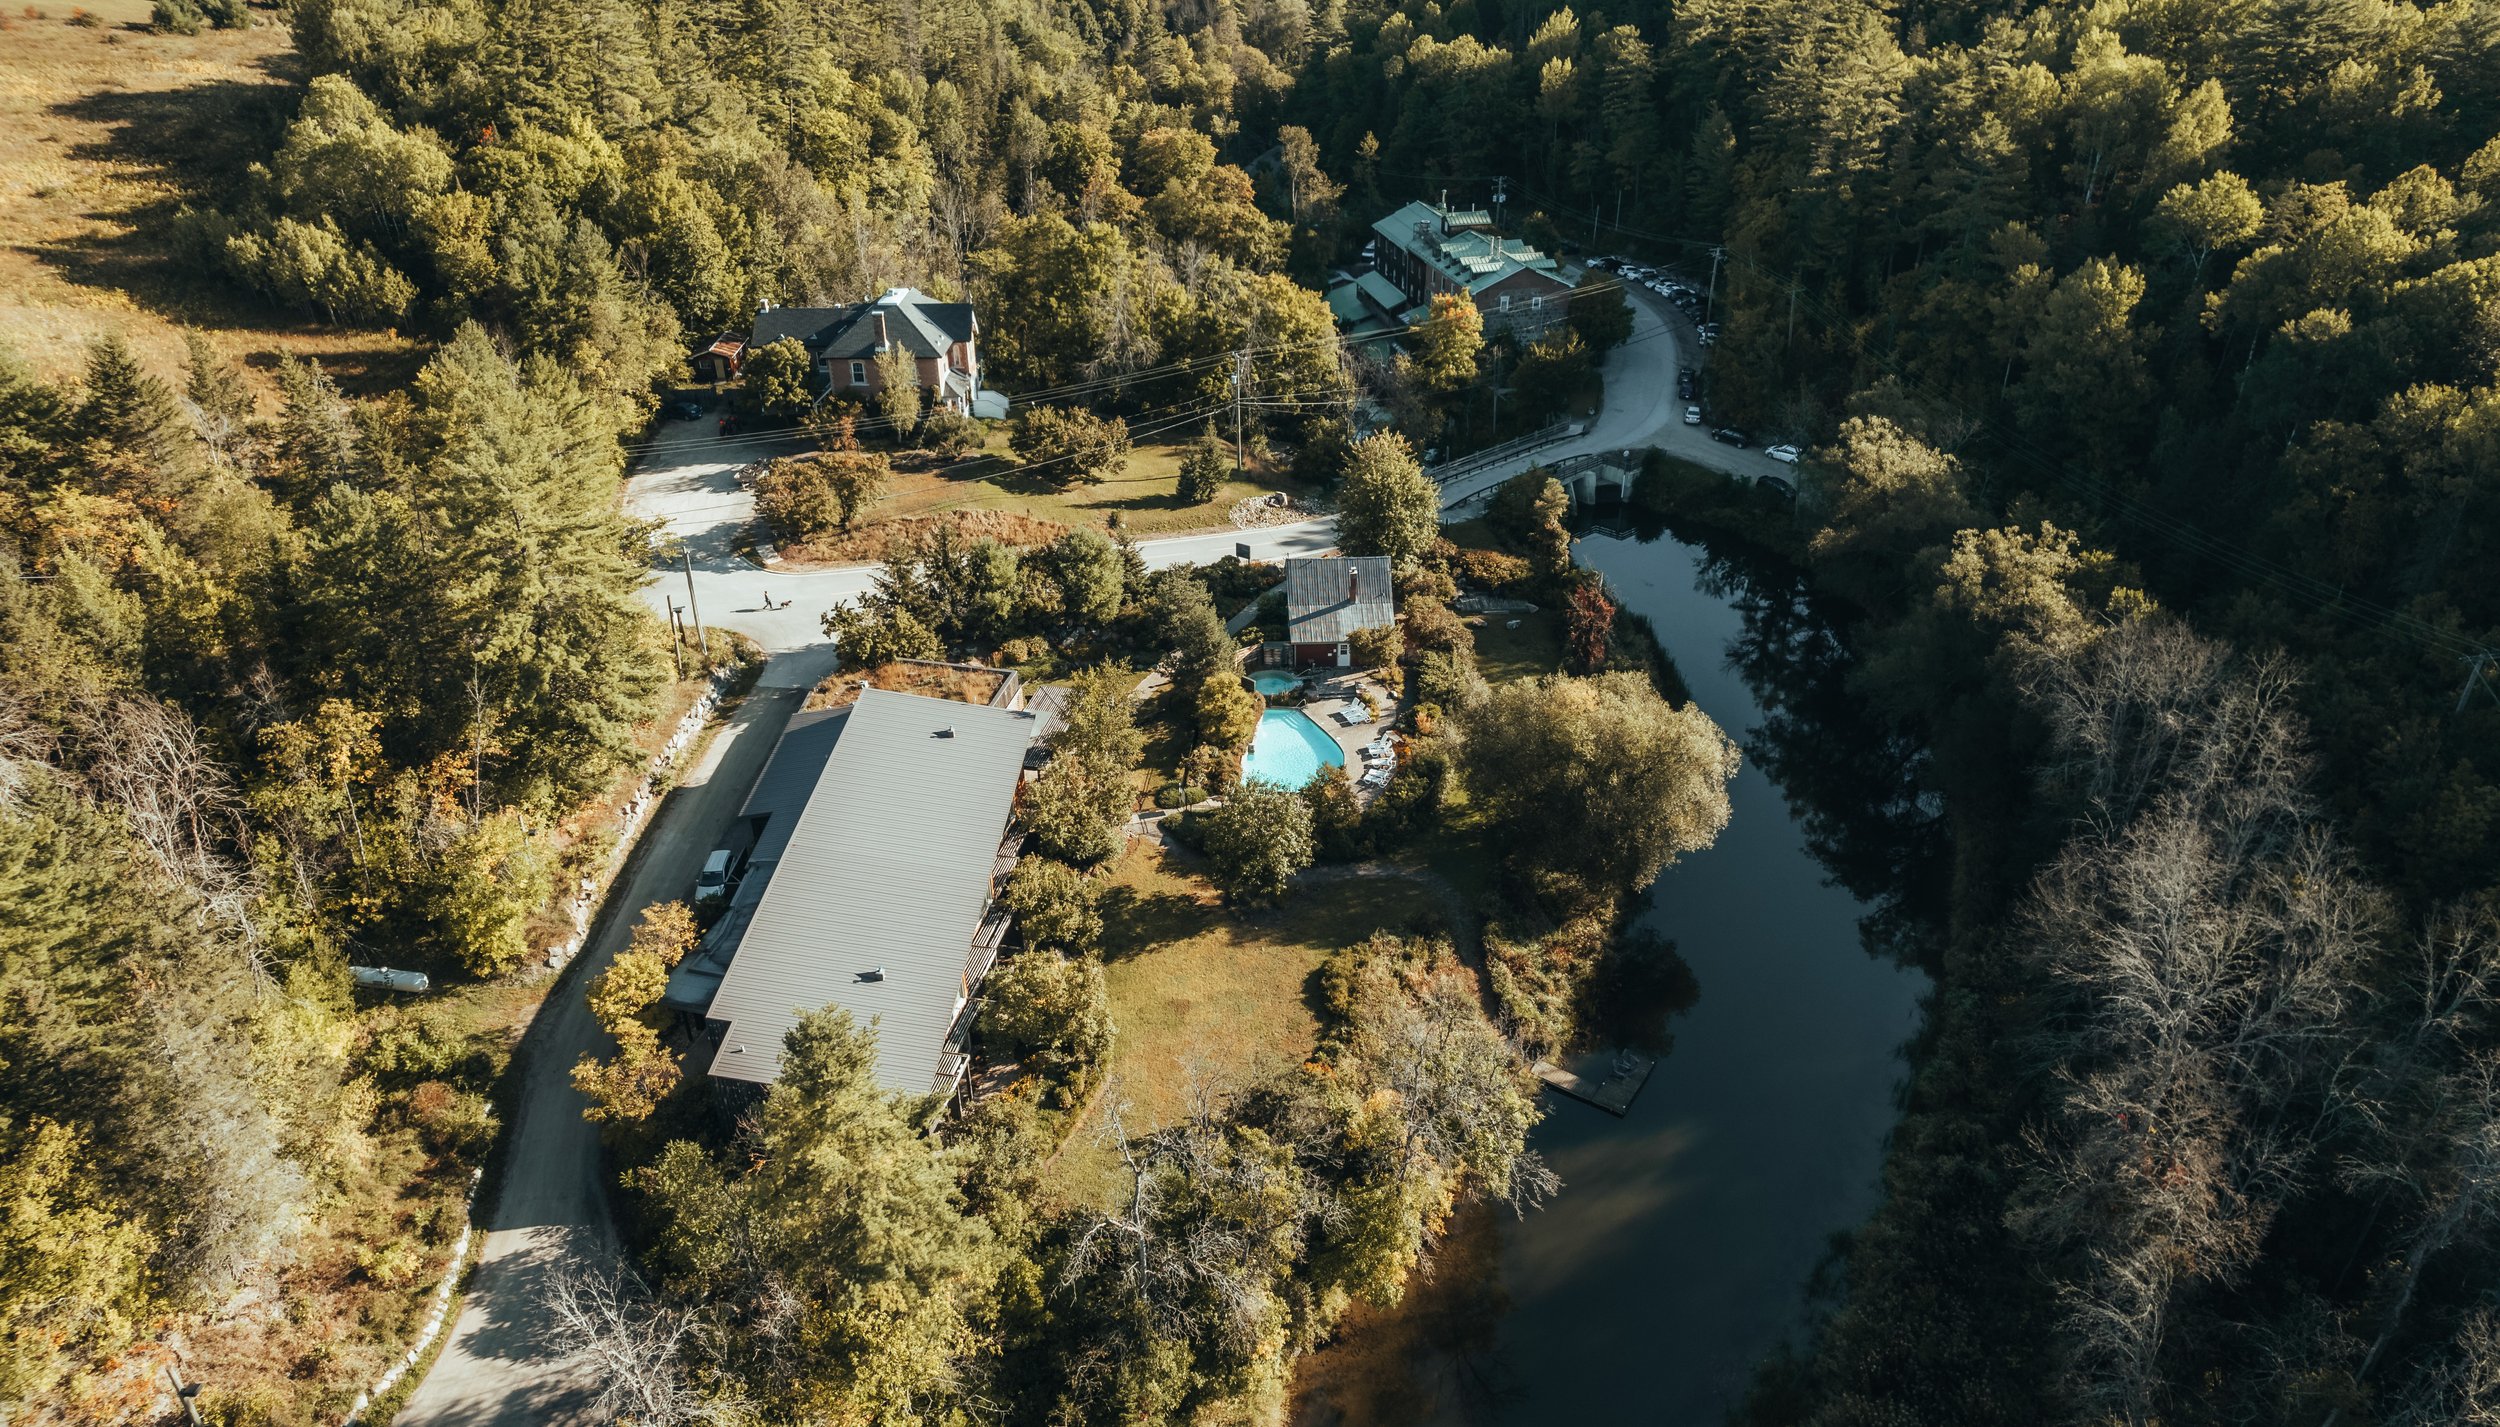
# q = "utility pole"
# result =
<box><xmin>1706</xmin><ymin>244</ymin><xmax>1726</xmax><ymax>325</ymax></box>
<box><xmin>164</xmin><ymin>1366</ymin><xmax>203</xmax><ymax>1426</ymax></box>
<box><xmin>679</xmin><ymin>550</ymin><xmax>710</xmax><ymax>664</ymax></box>
<box><xmin>1786</xmin><ymin>281</ymin><xmax>1802</xmax><ymax>347</ymax></box>
<box><xmin>665</xmin><ymin>597</ymin><xmax>685</xmax><ymax>681</ymax></box>
<box><xmin>1491</xmin><ymin>174</ymin><xmax>1509</xmax><ymax>229</ymax></box>
<box><xmin>1230</xmin><ymin>347</ymin><xmax>1251</xmax><ymax>473</ymax></box>
<box><xmin>2458</xmin><ymin>650</ymin><xmax>2500</xmax><ymax>713</ymax></box>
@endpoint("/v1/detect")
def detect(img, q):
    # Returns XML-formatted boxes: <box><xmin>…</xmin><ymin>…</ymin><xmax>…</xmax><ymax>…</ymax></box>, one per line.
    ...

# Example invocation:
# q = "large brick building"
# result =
<box><xmin>1367</xmin><ymin>200</ymin><xmax>1576</xmax><ymax>338</ymax></box>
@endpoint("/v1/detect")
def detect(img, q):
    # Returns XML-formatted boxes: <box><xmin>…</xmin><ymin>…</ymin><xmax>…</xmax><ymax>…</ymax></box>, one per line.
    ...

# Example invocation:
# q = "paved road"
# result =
<box><xmin>397</xmin><ymin>650</ymin><xmax>835</xmax><ymax>1427</ymax></box>
<box><xmin>622</xmin><ymin>283</ymin><xmax>1781</xmax><ymax>659</ymax></box>
<box><xmin>1436</xmin><ymin>282</ymin><xmax>1790</xmax><ymax>509</ymax></box>
<box><xmin>622</xmin><ymin>429</ymin><xmax>1340</xmax><ymax>655</ymax></box>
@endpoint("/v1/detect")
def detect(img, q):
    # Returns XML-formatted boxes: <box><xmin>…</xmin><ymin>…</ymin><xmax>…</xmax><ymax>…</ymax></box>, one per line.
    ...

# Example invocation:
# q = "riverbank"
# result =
<box><xmin>1292</xmin><ymin>515</ymin><xmax>1930</xmax><ymax>1425</ymax></box>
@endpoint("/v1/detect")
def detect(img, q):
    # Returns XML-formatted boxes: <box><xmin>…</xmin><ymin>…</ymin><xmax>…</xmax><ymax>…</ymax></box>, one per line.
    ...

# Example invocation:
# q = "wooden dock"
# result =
<box><xmin>1533</xmin><ymin>1051</ymin><xmax>1657</xmax><ymax>1116</ymax></box>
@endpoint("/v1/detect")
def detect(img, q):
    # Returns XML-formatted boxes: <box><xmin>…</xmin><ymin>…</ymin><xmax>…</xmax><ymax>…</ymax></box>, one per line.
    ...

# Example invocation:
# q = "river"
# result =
<box><xmin>1300</xmin><ymin>523</ymin><xmax>1937</xmax><ymax>1425</ymax></box>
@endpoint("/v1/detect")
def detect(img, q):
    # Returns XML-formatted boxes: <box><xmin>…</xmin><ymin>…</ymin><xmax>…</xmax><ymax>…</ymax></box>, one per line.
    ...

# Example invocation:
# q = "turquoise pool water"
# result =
<box><xmin>1241</xmin><ymin>709</ymin><xmax>1345</xmax><ymax>789</ymax></box>
<box><xmin>1249</xmin><ymin>669</ymin><xmax>1301</xmax><ymax>695</ymax></box>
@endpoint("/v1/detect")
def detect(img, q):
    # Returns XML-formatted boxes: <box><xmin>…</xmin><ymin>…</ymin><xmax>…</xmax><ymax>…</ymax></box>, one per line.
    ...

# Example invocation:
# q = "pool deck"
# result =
<box><xmin>1290</xmin><ymin>670</ymin><xmax>1399</xmax><ymax>795</ymax></box>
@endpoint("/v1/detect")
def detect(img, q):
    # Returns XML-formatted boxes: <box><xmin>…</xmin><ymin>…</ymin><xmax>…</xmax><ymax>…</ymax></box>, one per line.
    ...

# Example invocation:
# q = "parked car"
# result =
<box><xmin>1710</xmin><ymin>427</ymin><xmax>1749</xmax><ymax>447</ymax></box>
<box><xmin>697</xmin><ymin>847</ymin><xmax>739</xmax><ymax>905</ymax></box>
<box><xmin>1765</xmin><ymin>443</ymin><xmax>1801</xmax><ymax>465</ymax></box>
<box><xmin>1684</xmin><ymin>405</ymin><xmax>1703</xmax><ymax>425</ymax></box>
<box><xmin>669</xmin><ymin>398</ymin><xmax>704</xmax><ymax>420</ymax></box>
<box><xmin>1677</xmin><ymin>376</ymin><xmax>1697</xmax><ymax>399</ymax></box>
<box><xmin>1757</xmin><ymin>474</ymin><xmax>1796</xmax><ymax>500</ymax></box>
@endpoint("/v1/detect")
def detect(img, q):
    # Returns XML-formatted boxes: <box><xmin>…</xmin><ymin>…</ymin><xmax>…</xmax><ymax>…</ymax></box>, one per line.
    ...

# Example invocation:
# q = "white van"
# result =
<box><xmin>696</xmin><ymin>848</ymin><xmax>735</xmax><ymax>904</ymax></box>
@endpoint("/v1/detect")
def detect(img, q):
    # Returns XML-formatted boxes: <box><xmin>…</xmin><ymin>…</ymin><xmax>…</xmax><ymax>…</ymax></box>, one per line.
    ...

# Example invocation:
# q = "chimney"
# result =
<box><xmin>873</xmin><ymin>311</ymin><xmax>889</xmax><ymax>351</ymax></box>
<box><xmin>1347</xmin><ymin>566</ymin><xmax>1358</xmax><ymax>602</ymax></box>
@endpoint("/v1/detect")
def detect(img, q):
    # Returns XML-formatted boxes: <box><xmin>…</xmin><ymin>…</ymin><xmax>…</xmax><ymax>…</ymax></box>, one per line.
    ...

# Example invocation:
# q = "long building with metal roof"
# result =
<box><xmin>664</xmin><ymin>688</ymin><xmax>1038</xmax><ymax>1097</ymax></box>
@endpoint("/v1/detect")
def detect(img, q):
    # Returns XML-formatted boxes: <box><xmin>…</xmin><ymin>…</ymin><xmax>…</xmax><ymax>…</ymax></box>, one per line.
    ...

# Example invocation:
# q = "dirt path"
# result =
<box><xmin>396</xmin><ymin>654</ymin><xmax>828</xmax><ymax>1425</ymax></box>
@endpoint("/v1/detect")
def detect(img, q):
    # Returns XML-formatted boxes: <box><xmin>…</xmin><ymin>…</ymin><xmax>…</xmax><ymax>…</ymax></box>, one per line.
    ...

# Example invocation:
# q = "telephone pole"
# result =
<box><xmin>1230</xmin><ymin>347</ymin><xmax>1251</xmax><ymax>473</ymax></box>
<box><xmin>679</xmin><ymin>550</ymin><xmax>710</xmax><ymax>664</ymax></box>
<box><xmin>665</xmin><ymin>597</ymin><xmax>686</xmax><ymax>681</ymax></box>
<box><xmin>1786</xmin><ymin>280</ymin><xmax>1802</xmax><ymax>347</ymax></box>
<box><xmin>1491</xmin><ymin>174</ymin><xmax>1509</xmax><ymax>229</ymax></box>
<box><xmin>1706</xmin><ymin>244</ymin><xmax>1726</xmax><ymax>325</ymax></box>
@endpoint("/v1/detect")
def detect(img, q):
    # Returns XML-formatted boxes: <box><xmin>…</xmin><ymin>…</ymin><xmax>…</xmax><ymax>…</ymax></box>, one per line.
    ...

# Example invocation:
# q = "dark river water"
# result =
<box><xmin>1464</xmin><ymin>528</ymin><xmax>1934</xmax><ymax>1423</ymax></box>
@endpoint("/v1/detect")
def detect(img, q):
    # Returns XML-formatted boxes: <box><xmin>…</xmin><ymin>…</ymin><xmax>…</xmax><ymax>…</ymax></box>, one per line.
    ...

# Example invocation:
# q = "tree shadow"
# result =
<box><xmin>31</xmin><ymin>59</ymin><xmax>432</xmax><ymax>391</ymax></box>
<box><xmin>1095</xmin><ymin>879</ymin><xmax>1208</xmax><ymax>964</ymax></box>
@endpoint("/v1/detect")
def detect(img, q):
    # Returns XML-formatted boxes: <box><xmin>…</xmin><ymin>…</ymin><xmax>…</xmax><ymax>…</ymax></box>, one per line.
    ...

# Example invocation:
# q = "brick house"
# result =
<box><xmin>1368</xmin><ymin>200</ymin><xmax>1576</xmax><ymax>339</ymax></box>
<box><xmin>749</xmin><ymin>287</ymin><xmax>981</xmax><ymax>414</ymax></box>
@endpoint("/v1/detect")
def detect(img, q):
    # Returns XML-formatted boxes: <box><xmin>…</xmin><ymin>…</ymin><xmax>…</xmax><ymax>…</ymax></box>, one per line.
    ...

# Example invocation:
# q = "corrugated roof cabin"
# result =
<box><xmin>662</xmin><ymin>688</ymin><xmax>1037</xmax><ymax>1099</ymax></box>
<box><xmin>1285</xmin><ymin>555</ymin><xmax>1395</xmax><ymax>667</ymax></box>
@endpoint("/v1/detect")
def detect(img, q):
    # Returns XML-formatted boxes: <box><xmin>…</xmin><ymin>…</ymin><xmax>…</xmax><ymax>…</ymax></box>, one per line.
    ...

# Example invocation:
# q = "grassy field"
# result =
<box><xmin>1041</xmin><ymin>842</ymin><xmax>1447</xmax><ymax>1209</ymax></box>
<box><xmin>1469</xmin><ymin>607</ymin><xmax>1564</xmax><ymax>684</ymax></box>
<box><xmin>0</xmin><ymin>0</ymin><xmax>426</xmax><ymax>401</ymax></box>
<box><xmin>781</xmin><ymin>436</ymin><xmax>1311</xmax><ymax>563</ymax></box>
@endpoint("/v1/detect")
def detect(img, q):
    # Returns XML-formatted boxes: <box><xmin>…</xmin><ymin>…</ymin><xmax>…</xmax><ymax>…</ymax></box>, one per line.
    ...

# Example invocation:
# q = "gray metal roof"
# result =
<box><xmin>661</xmin><ymin>709</ymin><xmax>854</xmax><ymax>1018</ymax></box>
<box><xmin>700</xmin><ymin>689</ymin><xmax>1037</xmax><ymax>1091</ymax></box>
<box><xmin>1285</xmin><ymin>556</ymin><xmax>1395</xmax><ymax>644</ymax></box>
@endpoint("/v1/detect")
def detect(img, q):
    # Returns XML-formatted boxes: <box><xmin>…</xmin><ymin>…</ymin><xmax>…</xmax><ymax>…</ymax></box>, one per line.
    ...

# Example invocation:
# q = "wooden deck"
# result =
<box><xmin>1533</xmin><ymin>1051</ymin><xmax>1657</xmax><ymax>1116</ymax></box>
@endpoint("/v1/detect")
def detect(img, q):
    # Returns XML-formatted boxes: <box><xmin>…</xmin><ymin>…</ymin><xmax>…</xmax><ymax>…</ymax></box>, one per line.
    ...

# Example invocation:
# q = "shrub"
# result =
<box><xmin>405</xmin><ymin>1082</ymin><xmax>498</xmax><ymax>1163</ymax></box>
<box><xmin>1200</xmin><ymin>782</ymin><xmax>1316</xmax><ymax>903</ymax></box>
<box><xmin>921</xmin><ymin>408</ymin><xmax>985</xmax><ymax>457</ymax></box>
<box><xmin>1347</xmin><ymin>623</ymin><xmax>1403</xmax><ymax>669</ymax></box>
<box><xmin>1194</xmin><ymin>672</ymin><xmax>1262</xmax><ymax>749</ymax></box>
<box><xmin>1154</xmin><ymin>782</ymin><xmax>1208</xmax><ymax>809</ymax></box>
<box><xmin>1451</xmin><ymin>546</ymin><xmax>1534</xmax><ymax>593</ymax></box>
<box><xmin>1414</xmin><ymin>647</ymin><xmax>1488</xmax><ymax>711</ymax></box>
<box><xmin>1021</xmin><ymin>755</ymin><xmax>1131</xmax><ymax>864</ymax></box>
<box><xmin>1177</xmin><ymin>431</ymin><xmax>1230</xmax><ymax>503</ymax></box>
<box><xmin>1399</xmin><ymin>596</ymin><xmax>1474</xmax><ymax>660</ymax></box>
<box><xmin>824</xmin><ymin>600</ymin><xmax>941</xmax><ymax>670</ymax></box>
<box><xmin>1001</xmin><ymin>858</ymin><xmax>1101</xmax><ymax>955</ymax></box>
<box><xmin>151</xmin><ymin>0</ymin><xmax>203</xmax><ymax>31</ymax></box>
<box><xmin>754</xmin><ymin>451</ymin><xmax>890</xmax><ymax>537</ymax></box>
<box><xmin>1011</xmin><ymin>404</ymin><xmax>1130</xmax><ymax>485</ymax></box>
<box><xmin>981</xmin><ymin>951</ymin><xmax>1113</xmax><ymax>1102</ymax></box>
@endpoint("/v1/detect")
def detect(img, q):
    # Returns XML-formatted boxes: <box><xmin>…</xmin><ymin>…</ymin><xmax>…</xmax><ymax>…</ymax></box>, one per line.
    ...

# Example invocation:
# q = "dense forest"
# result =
<box><xmin>6</xmin><ymin>0</ymin><xmax>2500</xmax><ymax>1415</ymax></box>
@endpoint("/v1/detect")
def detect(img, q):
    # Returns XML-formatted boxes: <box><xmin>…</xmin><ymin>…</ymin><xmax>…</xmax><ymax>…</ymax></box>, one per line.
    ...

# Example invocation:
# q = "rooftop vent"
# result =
<box><xmin>933</xmin><ymin>726</ymin><xmax>955</xmax><ymax>739</ymax></box>
<box><xmin>858</xmin><ymin>968</ymin><xmax>885</xmax><ymax>983</ymax></box>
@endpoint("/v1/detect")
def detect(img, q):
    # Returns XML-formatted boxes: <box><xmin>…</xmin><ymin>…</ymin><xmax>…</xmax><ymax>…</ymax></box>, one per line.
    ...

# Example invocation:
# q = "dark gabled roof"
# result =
<box><xmin>699</xmin><ymin>689</ymin><xmax>1037</xmax><ymax>1091</ymax></box>
<box><xmin>747</xmin><ymin>289</ymin><xmax>977</xmax><ymax>363</ymax></box>
<box><xmin>1284</xmin><ymin>555</ymin><xmax>1395</xmax><ymax>645</ymax></box>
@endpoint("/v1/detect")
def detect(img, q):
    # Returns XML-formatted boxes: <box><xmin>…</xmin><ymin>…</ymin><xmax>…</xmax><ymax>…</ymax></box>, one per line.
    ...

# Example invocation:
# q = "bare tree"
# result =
<box><xmin>2010</xmin><ymin>621</ymin><xmax>2378</xmax><ymax>1426</ymax></box>
<box><xmin>1065</xmin><ymin>1078</ymin><xmax>1310</xmax><ymax>1360</ymax></box>
<box><xmin>545</xmin><ymin>1266</ymin><xmax>751</xmax><ymax>1427</ymax></box>
<box><xmin>2395</xmin><ymin>1309</ymin><xmax>2500</xmax><ymax>1426</ymax></box>
<box><xmin>65</xmin><ymin>693</ymin><xmax>270</xmax><ymax>979</ymax></box>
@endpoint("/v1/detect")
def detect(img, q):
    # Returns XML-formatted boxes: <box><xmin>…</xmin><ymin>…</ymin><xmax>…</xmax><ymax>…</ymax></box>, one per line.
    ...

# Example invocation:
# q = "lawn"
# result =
<box><xmin>1469</xmin><ymin>608</ymin><xmax>1565</xmax><ymax>684</ymax></box>
<box><xmin>1040</xmin><ymin>842</ymin><xmax>1449</xmax><ymax>1210</ymax></box>
<box><xmin>0</xmin><ymin>0</ymin><xmax>427</xmax><ymax>400</ymax></box>
<box><xmin>779</xmin><ymin>436</ymin><xmax>1312</xmax><ymax>564</ymax></box>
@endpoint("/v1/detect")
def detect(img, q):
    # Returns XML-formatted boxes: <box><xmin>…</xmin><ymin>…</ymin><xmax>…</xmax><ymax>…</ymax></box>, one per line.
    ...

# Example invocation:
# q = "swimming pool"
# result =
<box><xmin>1240</xmin><ymin>709</ymin><xmax>1345</xmax><ymax>789</ymax></box>
<box><xmin>1248</xmin><ymin>669</ymin><xmax>1301</xmax><ymax>696</ymax></box>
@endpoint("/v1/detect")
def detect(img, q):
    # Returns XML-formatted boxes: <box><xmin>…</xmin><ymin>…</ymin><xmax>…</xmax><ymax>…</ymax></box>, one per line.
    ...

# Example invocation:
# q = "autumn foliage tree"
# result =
<box><xmin>573</xmin><ymin>902</ymin><xmax>699</xmax><ymax>1126</ymax></box>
